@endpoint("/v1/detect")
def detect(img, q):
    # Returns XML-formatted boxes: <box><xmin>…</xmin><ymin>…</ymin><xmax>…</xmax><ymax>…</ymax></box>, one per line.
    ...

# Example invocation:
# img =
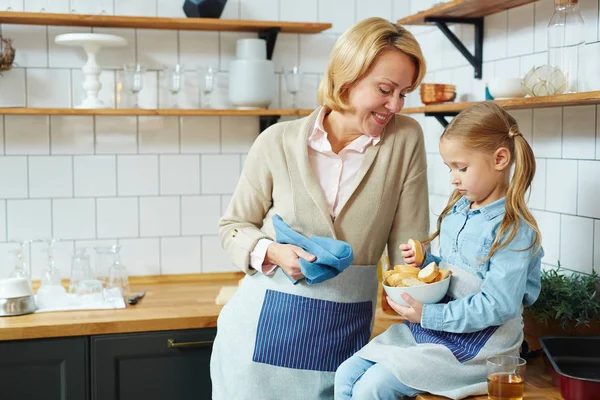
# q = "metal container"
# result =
<box><xmin>0</xmin><ymin>295</ymin><xmax>36</xmax><ymax>316</ymax></box>
<box><xmin>0</xmin><ymin>278</ymin><xmax>37</xmax><ymax>316</ymax></box>
<box><xmin>540</xmin><ymin>336</ymin><xmax>600</xmax><ymax>400</ymax></box>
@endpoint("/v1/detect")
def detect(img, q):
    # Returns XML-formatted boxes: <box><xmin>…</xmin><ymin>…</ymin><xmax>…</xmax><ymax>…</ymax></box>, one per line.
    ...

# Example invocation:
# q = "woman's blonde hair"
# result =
<box><xmin>426</xmin><ymin>101</ymin><xmax>542</xmax><ymax>260</ymax></box>
<box><xmin>317</xmin><ymin>17</ymin><xmax>426</xmax><ymax>112</ymax></box>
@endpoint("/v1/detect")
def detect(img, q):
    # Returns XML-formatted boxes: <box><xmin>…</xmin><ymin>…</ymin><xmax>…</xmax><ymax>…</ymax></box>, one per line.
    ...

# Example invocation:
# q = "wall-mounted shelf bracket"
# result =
<box><xmin>425</xmin><ymin>111</ymin><xmax>459</xmax><ymax>128</ymax></box>
<box><xmin>425</xmin><ymin>17</ymin><xmax>483</xmax><ymax>79</ymax></box>
<box><xmin>259</xmin><ymin>115</ymin><xmax>280</xmax><ymax>132</ymax></box>
<box><xmin>258</xmin><ymin>27</ymin><xmax>281</xmax><ymax>60</ymax></box>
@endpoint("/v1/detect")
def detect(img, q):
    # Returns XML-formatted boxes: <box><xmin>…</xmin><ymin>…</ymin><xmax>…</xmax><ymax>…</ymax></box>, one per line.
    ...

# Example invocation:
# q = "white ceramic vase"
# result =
<box><xmin>228</xmin><ymin>38</ymin><xmax>274</xmax><ymax>109</ymax></box>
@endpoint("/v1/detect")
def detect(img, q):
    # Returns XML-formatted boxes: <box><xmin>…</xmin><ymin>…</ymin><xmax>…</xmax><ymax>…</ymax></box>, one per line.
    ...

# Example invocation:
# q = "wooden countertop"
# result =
<box><xmin>0</xmin><ymin>273</ymin><xmax>245</xmax><ymax>341</ymax></box>
<box><xmin>0</xmin><ymin>274</ymin><xmax>560</xmax><ymax>398</ymax></box>
<box><xmin>0</xmin><ymin>273</ymin><xmax>403</xmax><ymax>341</ymax></box>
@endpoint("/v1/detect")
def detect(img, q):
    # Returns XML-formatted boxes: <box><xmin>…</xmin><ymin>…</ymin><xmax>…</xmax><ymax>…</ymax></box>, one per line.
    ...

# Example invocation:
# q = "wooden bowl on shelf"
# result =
<box><xmin>420</xmin><ymin>83</ymin><xmax>456</xmax><ymax>105</ymax></box>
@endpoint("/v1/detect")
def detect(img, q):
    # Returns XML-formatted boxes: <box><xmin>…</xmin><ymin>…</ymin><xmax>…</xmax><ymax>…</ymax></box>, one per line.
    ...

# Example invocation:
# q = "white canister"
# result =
<box><xmin>229</xmin><ymin>38</ymin><xmax>275</xmax><ymax>110</ymax></box>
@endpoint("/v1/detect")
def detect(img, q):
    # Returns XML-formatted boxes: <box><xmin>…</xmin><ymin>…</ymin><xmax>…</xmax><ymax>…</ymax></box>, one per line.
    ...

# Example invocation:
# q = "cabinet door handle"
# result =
<box><xmin>167</xmin><ymin>338</ymin><xmax>214</xmax><ymax>349</ymax></box>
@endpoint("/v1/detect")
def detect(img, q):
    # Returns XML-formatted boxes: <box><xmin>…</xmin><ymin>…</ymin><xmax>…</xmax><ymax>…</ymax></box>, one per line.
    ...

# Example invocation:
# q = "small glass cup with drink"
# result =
<box><xmin>486</xmin><ymin>355</ymin><xmax>527</xmax><ymax>400</ymax></box>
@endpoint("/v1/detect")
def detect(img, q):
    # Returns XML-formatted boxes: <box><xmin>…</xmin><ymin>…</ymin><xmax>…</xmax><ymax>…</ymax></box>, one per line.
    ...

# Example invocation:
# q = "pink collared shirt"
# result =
<box><xmin>250</xmin><ymin>107</ymin><xmax>380</xmax><ymax>274</ymax></box>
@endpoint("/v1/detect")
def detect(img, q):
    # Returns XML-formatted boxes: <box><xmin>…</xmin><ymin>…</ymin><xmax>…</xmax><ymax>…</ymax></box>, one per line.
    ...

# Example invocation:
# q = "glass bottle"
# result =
<box><xmin>547</xmin><ymin>0</ymin><xmax>585</xmax><ymax>93</ymax></box>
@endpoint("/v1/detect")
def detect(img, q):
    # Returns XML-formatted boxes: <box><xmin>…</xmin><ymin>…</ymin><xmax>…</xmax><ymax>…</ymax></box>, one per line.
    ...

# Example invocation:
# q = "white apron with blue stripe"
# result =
<box><xmin>211</xmin><ymin>265</ymin><xmax>378</xmax><ymax>400</ymax></box>
<box><xmin>357</xmin><ymin>262</ymin><xmax>523</xmax><ymax>400</ymax></box>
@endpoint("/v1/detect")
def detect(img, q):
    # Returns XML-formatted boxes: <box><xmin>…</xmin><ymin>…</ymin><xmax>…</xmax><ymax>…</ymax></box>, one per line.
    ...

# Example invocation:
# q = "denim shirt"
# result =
<box><xmin>420</xmin><ymin>196</ymin><xmax>543</xmax><ymax>333</ymax></box>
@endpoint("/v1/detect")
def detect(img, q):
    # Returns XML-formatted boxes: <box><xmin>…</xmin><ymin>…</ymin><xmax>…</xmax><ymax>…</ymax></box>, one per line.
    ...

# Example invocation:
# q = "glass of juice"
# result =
<box><xmin>486</xmin><ymin>355</ymin><xmax>527</xmax><ymax>400</ymax></box>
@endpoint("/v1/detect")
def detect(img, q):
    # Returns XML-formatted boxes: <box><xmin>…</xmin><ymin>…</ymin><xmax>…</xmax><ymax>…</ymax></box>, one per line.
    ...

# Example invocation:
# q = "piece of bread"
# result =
<box><xmin>408</xmin><ymin>238</ymin><xmax>425</xmax><ymax>266</ymax></box>
<box><xmin>439</xmin><ymin>269</ymin><xmax>452</xmax><ymax>280</ymax></box>
<box><xmin>402</xmin><ymin>277</ymin><xmax>426</xmax><ymax>287</ymax></box>
<box><xmin>431</xmin><ymin>272</ymin><xmax>442</xmax><ymax>283</ymax></box>
<box><xmin>394</xmin><ymin>265</ymin><xmax>420</xmax><ymax>275</ymax></box>
<box><xmin>383</xmin><ymin>270</ymin><xmax>397</xmax><ymax>281</ymax></box>
<box><xmin>387</xmin><ymin>273</ymin><xmax>405</xmax><ymax>287</ymax></box>
<box><xmin>418</xmin><ymin>262</ymin><xmax>439</xmax><ymax>283</ymax></box>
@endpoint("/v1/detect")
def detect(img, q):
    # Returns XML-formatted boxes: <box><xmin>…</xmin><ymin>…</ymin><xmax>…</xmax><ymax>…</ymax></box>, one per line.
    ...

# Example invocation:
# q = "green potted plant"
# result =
<box><xmin>523</xmin><ymin>262</ymin><xmax>600</xmax><ymax>351</ymax></box>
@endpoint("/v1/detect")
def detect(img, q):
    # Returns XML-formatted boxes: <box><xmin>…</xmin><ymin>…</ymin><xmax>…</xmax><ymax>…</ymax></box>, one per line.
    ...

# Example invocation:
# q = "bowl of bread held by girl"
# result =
<box><xmin>383</xmin><ymin>262</ymin><xmax>451</xmax><ymax>307</ymax></box>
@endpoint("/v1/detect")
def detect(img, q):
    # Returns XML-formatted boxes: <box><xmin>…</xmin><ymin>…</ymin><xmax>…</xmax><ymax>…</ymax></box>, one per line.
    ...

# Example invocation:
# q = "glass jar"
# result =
<box><xmin>547</xmin><ymin>0</ymin><xmax>585</xmax><ymax>93</ymax></box>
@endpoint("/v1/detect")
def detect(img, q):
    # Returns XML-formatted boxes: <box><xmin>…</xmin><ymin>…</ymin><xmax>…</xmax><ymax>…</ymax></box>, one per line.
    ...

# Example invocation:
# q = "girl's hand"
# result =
<box><xmin>399</xmin><ymin>243</ymin><xmax>426</xmax><ymax>267</ymax></box>
<box><xmin>386</xmin><ymin>294</ymin><xmax>424</xmax><ymax>324</ymax></box>
<box><xmin>265</xmin><ymin>243</ymin><xmax>315</xmax><ymax>280</ymax></box>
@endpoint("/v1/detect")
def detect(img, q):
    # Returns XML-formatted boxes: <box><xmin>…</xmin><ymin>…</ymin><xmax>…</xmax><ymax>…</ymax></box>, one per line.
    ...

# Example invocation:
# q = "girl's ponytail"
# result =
<box><xmin>488</xmin><ymin>126</ymin><xmax>542</xmax><ymax>259</ymax></box>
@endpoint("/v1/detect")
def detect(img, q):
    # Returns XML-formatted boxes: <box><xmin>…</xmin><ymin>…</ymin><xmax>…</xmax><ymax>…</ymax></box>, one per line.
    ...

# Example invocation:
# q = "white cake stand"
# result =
<box><xmin>55</xmin><ymin>33</ymin><xmax>127</xmax><ymax>108</ymax></box>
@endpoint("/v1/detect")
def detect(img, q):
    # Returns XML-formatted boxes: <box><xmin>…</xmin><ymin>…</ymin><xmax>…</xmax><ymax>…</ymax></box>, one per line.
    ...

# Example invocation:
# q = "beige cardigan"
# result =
<box><xmin>219</xmin><ymin>108</ymin><xmax>430</xmax><ymax>274</ymax></box>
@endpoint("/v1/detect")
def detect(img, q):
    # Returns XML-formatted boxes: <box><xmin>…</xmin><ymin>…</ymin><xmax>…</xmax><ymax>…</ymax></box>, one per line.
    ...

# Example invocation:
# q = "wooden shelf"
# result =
<box><xmin>402</xmin><ymin>91</ymin><xmax>600</xmax><ymax>115</ymax></box>
<box><xmin>0</xmin><ymin>11</ymin><xmax>331</xmax><ymax>33</ymax></box>
<box><xmin>398</xmin><ymin>0</ymin><xmax>537</xmax><ymax>25</ymax></box>
<box><xmin>0</xmin><ymin>107</ymin><xmax>315</xmax><ymax>116</ymax></box>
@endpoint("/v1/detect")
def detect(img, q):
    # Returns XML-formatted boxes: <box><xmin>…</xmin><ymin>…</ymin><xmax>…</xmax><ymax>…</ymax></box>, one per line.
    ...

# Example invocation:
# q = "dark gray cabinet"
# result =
<box><xmin>0</xmin><ymin>328</ymin><xmax>216</xmax><ymax>400</ymax></box>
<box><xmin>92</xmin><ymin>328</ymin><xmax>216</xmax><ymax>400</ymax></box>
<box><xmin>0</xmin><ymin>336</ymin><xmax>89</xmax><ymax>400</ymax></box>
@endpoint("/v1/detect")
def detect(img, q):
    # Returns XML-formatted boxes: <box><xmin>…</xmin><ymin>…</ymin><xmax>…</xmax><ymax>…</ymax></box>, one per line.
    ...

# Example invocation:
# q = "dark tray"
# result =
<box><xmin>539</xmin><ymin>336</ymin><xmax>600</xmax><ymax>400</ymax></box>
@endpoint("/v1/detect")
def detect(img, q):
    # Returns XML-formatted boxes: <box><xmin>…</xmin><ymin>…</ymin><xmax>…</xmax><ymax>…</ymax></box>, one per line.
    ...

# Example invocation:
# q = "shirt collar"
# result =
<box><xmin>453</xmin><ymin>196</ymin><xmax>506</xmax><ymax>220</ymax></box>
<box><xmin>308</xmin><ymin>106</ymin><xmax>381</xmax><ymax>152</ymax></box>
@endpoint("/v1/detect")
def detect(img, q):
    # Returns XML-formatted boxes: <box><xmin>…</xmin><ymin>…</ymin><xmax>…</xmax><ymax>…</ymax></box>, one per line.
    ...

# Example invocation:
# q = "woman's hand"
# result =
<box><xmin>399</xmin><ymin>242</ymin><xmax>426</xmax><ymax>267</ymax></box>
<box><xmin>265</xmin><ymin>243</ymin><xmax>315</xmax><ymax>280</ymax></box>
<box><xmin>386</xmin><ymin>294</ymin><xmax>423</xmax><ymax>324</ymax></box>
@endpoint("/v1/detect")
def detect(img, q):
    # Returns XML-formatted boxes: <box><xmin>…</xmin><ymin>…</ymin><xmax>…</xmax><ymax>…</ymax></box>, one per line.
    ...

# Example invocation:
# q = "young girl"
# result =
<box><xmin>335</xmin><ymin>101</ymin><xmax>544</xmax><ymax>399</ymax></box>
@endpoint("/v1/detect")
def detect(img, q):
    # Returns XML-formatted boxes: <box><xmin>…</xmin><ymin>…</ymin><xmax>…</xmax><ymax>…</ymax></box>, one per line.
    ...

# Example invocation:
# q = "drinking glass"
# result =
<box><xmin>104</xmin><ymin>245</ymin><xmax>129</xmax><ymax>301</ymax></box>
<box><xmin>198</xmin><ymin>66</ymin><xmax>215</xmax><ymax>109</ymax></box>
<box><xmin>165</xmin><ymin>64</ymin><xmax>185</xmax><ymax>108</ymax></box>
<box><xmin>486</xmin><ymin>355</ymin><xmax>527</xmax><ymax>400</ymax></box>
<box><xmin>94</xmin><ymin>245</ymin><xmax>118</xmax><ymax>287</ymax></box>
<box><xmin>283</xmin><ymin>66</ymin><xmax>301</xmax><ymax>109</ymax></box>
<box><xmin>123</xmin><ymin>63</ymin><xmax>147</xmax><ymax>108</ymax></box>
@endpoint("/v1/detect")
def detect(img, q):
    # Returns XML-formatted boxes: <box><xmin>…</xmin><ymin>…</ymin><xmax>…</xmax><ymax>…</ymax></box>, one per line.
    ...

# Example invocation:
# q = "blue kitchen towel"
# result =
<box><xmin>272</xmin><ymin>214</ymin><xmax>354</xmax><ymax>285</ymax></box>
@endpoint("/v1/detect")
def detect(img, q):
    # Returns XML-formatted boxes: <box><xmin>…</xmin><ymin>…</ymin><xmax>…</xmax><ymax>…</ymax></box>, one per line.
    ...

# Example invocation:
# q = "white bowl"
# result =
<box><xmin>0</xmin><ymin>278</ymin><xmax>34</xmax><ymax>299</ymax></box>
<box><xmin>488</xmin><ymin>77</ymin><xmax>526</xmax><ymax>99</ymax></box>
<box><xmin>383</xmin><ymin>276</ymin><xmax>451</xmax><ymax>307</ymax></box>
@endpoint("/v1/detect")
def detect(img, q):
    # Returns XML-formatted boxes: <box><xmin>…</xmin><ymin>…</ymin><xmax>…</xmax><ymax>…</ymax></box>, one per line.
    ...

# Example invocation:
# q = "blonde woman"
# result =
<box><xmin>336</xmin><ymin>102</ymin><xmax>544</xmax><ymax>399</ymax></box>
<box><xmin>211</xmin><ymin>17</ymin><xmax>429</xmax><ymax>400</ymax></box>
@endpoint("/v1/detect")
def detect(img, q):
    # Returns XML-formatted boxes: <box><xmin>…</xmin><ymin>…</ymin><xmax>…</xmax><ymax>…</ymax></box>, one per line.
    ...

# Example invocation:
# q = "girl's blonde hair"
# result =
<box><xmin>317</xmin><ymin>17</ymin><xmax>426</xmax><ymax>112</ymax></box>
<box><xmin>427</xmin><ymin>101</ymin><xmax>542</xmax><ymax>259</ymax></box>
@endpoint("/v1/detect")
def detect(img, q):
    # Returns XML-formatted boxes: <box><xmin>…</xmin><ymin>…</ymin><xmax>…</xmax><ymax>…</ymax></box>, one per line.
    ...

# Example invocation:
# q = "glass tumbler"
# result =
<box><xmin>486</xmin><ymin>355</ymin><xmax>527</xmax><ymax>400</ymax></box>
<box><xmin>70</xmin><ymin>248</ymin><xmax>103</xmax><ymax>304</ymax></box>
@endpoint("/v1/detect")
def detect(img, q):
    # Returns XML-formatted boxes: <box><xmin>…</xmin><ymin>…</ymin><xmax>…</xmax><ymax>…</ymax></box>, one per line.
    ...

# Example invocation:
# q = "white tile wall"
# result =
<box><xmin>139</xmin><ymin>197</ymin><xmax>180</xmax><ymax>237</ymax></box>
<box><xmin>50</xmin><ymin>116</ymin><xmax>95</xmax><ymax>155</ymax></box>
<box><xmin>0</xmin><ymin>0</ymin><xmax>598</xmax><ymax>276</ymax></box>
<box><xmin>160</xmin><ymin>237</ymin><xmax>202</xmax><ymax>274</ymax></box>
<box><xmin>28</xmin><ymin>156</ymin><xmax>73</xmax><ymax>198</ymax></box>
<box><xmin>0</xmin><ymin>157</ymin><xmax>28</xmax><ymax>198</ymax></box>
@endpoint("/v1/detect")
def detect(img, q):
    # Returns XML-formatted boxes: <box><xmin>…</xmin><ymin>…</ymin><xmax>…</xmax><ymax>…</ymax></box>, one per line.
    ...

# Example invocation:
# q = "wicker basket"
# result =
<box><xmin>0</xmin><ymin>37</ymin><xmax>16</xmax><ymax>72</ymax></box>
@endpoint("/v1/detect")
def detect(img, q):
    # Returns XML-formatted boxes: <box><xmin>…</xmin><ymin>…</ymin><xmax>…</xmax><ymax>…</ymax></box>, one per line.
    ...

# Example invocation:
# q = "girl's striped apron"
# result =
<box><xmin>357</xmin><ymin>263</ymin><xmax>523</xmax><ymax>400</ymax></box>
<box><xmin>210</xmin><ymin>265</ymin><xmax>378</xmax><ymax>400</ymax></box>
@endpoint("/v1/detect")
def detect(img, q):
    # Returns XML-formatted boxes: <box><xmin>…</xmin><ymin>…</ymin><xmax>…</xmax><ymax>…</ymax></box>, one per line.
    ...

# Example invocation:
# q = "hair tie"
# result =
<box><xmin>508</xmin><ymin>128</ymin><xmax>522</xmax><ymax>139</ymax></box>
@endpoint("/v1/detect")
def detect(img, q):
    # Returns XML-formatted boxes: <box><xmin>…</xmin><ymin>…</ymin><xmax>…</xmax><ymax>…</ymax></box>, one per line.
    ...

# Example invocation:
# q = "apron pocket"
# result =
<box><xmin>252</xmin><ymin>289</ymin><xmax>372</xmax><ymax>372</ymax></box>
<box><xmin>407</xmin><ymin>321</ymin><xmax>499</xmax><ymax>363</ymax></box>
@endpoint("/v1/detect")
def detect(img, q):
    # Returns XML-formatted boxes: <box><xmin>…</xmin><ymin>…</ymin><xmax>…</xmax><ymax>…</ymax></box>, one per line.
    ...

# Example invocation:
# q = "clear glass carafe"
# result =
<box><xmin>547</xmin><ymin>0</ymin><xmax>585</xmax><ymax>93</ymax></box>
